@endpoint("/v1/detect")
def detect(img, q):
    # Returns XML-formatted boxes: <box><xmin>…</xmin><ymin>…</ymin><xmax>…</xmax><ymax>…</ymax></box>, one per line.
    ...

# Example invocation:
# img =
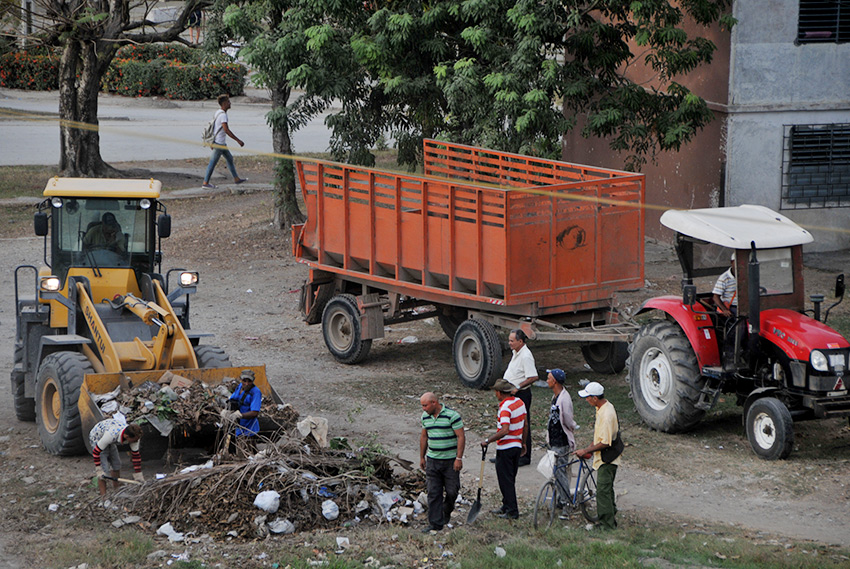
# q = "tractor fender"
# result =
<box><xmin>36</xmin><ymin>335</ymin><xmax>91</xmax><ymax>370</ymax></box>
<box><xmin>741</xmin><ymin>387</ymin><xmax>782</xmax><ymax>427</ymax></box>
<box><xmin>637</xmin><ymin>296</ymin><xmax>721</xmax><ymax>368</ymax></box>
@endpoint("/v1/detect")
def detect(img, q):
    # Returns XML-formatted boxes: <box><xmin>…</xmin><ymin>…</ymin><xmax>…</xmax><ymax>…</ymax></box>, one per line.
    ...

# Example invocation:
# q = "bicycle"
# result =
<box><xmin>533</xmin><ymin>452</ymin><xmax>598</xmax><ymax>529</ymax></box>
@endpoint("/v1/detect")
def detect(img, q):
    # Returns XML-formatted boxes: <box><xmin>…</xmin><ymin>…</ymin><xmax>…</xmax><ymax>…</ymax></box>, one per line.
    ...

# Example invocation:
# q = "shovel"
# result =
<box><xmin>466</xmin><ymin>445</ymin><xmax>488</xmax><ymax>524</ymax></box>
<box><xmin>101</xmin><ymin>475</ymin><xmax>142</xmax><ymax>485</ymax></box>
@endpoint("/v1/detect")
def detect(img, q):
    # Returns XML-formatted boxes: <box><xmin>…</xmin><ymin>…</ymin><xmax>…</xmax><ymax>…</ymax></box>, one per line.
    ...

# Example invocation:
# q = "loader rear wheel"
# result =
<box><xmin>746</xmin><ymin>397</ymin><xmax>794</xmax><ymax>460</ymax></box>
<box><xmin>453</xmin><ymin>319</ymin><xmax>501</xmax><ymax>389</ymax></box>
<box><xmin>36</xmin><ymin>352</ymin><xmax>92</xmax><ymax>456</ymax></box>
<box><xmin>194</xmin><ymin>345</ymin><xmax>232</xmax><ymax>368</ymax></box>
<box><xmin>581</xmin><ymin>342</ymin><xmax>629</xmax><ymax>374</ymax></box>
<box><xmin>322</xmin><ymin>294</ymin><xmax>372</xmax><ymax>364</ymax></box>
<box><xmin>12</xmin><ymin>342</ymin><xmax>35</xmax><ymax>422</ymax></box>
<box><xmin>627</xmin><ymin>320</ymin><xmax>706</xmax><ymax>433</ymax></box>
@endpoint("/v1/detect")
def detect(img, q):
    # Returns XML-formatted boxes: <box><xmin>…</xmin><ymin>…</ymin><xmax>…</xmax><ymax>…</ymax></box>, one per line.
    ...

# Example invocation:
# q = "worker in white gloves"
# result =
<box><xmin>90</xmin><ymin>419</ymin><xmax>144</xmax><ymax>496</ymax></box>
<box><xmin>222</xmin><ymin>369</ymin><xmax>262</xmax><ymax>455</ymax></box>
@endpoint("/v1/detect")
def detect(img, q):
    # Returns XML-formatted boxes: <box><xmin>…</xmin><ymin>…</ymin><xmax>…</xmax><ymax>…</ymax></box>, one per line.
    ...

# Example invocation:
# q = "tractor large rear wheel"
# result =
<box><xmin>452</xmin><ymin>319</ymin><xmax>501</xmax><ymax>389</ymax></box>
<box><xmin>746</xmin><ymin>397</ymin><xmax>794</xmax><ymax>460</ymax></box>
<box><xmin>36</xmin><ymin>352</ymin><xmax>92</xmax><ymax>456</ymax></box>
<box><xmin>627</xmin><ymin>320</ymin><xmax>706</xmax><ymax>432</ymax></box>
<box><xmin>322</xmin><ymin>294</ymin><xmax>372</xmax><ymax>364</ymax></box>
<box><xmin>194</xmin><ymin>345</ymin><xmax>232</xmax><ymax>368</ymax></box>
<box><xmin>12</xmin><ymin>342</ymin><xmax>35</xmax><ymax>421</ymax></box>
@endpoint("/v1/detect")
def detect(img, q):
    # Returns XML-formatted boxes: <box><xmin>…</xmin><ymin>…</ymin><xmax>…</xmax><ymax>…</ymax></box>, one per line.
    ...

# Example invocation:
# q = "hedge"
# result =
<box><xmin>3</xmin><ymin>42</ymin><xmax>245</xmax><ymax>100</ymax></box>
<box><xmin>0</xmin><ymin>52</ymin><xmax>59</xmax><ymax>90</ymax></box>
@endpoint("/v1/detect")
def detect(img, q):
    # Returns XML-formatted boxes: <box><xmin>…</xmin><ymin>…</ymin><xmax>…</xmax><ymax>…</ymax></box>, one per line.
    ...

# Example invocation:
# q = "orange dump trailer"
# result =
<box><xmin>293</xmin><ymin>140</ymin><xmax>644</xmax><ymax>388</ymax></box>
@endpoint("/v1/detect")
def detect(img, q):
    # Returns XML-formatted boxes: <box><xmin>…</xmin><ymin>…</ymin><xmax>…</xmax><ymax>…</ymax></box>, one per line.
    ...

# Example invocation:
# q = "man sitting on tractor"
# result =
<box><xmin>712</xmin><ymin>253</ymin><xmax>737</xmax><ymax>317</ymax></box>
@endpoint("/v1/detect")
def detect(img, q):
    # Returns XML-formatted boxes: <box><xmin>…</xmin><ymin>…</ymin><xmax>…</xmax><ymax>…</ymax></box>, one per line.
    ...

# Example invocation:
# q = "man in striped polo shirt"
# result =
<box><xmin>481</xmin><ymin>379</ymin><xmax>527</xmax><ymax>519</ymax></box>
<box><xmin>420</xmin><ymin>392</ymin><xmax>465</xmax><ymax>533</ymax></box>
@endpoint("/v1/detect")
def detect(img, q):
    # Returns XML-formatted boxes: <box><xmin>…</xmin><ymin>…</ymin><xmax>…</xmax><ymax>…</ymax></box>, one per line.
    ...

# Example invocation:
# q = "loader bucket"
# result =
<box><xmin>79</xmin><ymin>365</ymin><xmax>281</xmax><ymax>455</ymax></box>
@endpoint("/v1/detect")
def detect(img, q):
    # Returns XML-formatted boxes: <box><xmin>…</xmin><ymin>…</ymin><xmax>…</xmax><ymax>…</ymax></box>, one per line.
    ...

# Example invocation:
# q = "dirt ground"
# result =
<box><xmin>1</xmin><ymin>162</ymin><xmax>850</xmax><ymax>566</ymax></box>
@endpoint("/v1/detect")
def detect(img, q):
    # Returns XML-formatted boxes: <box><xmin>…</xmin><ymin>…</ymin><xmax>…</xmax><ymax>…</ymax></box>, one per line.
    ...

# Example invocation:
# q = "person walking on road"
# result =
<box><xmin>575</xmin><ymin>381</ymin><xmax>620</xmax><ymax>530</ymax></box>
<box><xmin>481</xmin><ymin>379</ymin><xmax>527</xmax><ymax>519</ymax></box>
<box><xmin>501</xmin><ymin>329</ymin><xmax>537</xmax><ymax>466</ymax></box>
<box><xmin>545</xmin><ymin>368</ymin><xmax>579</xmax><ymax>502</ymax></box>
<box><xmin>419</xmin><ymin>392</ymin><xmax>465</xmax><ymax>533</ymax></box>
<box><xmin>90</xmin><ymin>419</ymin><xmax>144</xmax><ymax>496</ymax></box>
<box><xmin>202</xmin><ymin>94</ymin><xmax>248</xmax><ymax>189</ymax></box>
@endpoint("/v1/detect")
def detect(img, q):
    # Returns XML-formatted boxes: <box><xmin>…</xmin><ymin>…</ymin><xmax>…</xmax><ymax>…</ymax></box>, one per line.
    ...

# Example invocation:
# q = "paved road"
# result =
<box><xmin>0</xmin><ymin>87</ymin><xmax>333</xmax><ymax>166</ymax></box>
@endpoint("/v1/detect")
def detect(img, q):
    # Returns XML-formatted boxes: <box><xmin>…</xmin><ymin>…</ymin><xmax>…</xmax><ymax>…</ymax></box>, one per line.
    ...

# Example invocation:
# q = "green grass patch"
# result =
<box><xmin>45</xmin><ymin>529</ymin><xmax>155</xmax><ymax>569</ymax></box>
<box><xmin>0</xmin><ymin>165</ymin><xmax>56</xmax><ymax>199</ymax></box>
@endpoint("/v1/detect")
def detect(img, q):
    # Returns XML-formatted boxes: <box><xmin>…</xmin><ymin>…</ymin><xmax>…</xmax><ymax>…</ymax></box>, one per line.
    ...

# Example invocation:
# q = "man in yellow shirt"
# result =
<box><xmin>575</xmin><ymin>381</ymin><xmax>620</xmax><ymax>530</ymax></box>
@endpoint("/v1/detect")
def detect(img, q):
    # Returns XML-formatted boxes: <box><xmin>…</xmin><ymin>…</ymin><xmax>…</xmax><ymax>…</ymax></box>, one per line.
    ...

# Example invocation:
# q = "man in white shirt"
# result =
<box><xmin>501</xmin><ymin>329</ymin><xmax>537</xmax><ymax>466</ymax></box>
<box><xmin>202</xmin><ymin>94</ymin><xmax>247</xmax><ymax>189</ymax></box>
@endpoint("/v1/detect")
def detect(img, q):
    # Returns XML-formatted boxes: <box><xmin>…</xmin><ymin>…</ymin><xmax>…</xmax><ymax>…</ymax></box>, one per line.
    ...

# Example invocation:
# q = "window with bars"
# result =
<box><xmin>781</xmin><ymin>124</ymin><xmax>850</xmax><ymax>209</ymax></box>
<box><xmin>797</xmin><ymin>1</ymin><xmax>850</xmax><ymax>43</ymax></box>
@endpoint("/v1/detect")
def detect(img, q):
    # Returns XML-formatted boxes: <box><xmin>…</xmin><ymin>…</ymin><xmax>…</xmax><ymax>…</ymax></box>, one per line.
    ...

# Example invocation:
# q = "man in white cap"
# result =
<box><xmin>575</xmin><ymin>381</ymin><xmax>620</xmax><ymax>530</ymax></box>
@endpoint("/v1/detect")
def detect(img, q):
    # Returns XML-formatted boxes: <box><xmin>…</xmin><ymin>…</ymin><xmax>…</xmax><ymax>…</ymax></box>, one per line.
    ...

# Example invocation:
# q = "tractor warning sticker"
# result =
<box><xmin>835</xmin><ymin>377</ymin><xmax>846</xmax><ymax>391</ymax></box>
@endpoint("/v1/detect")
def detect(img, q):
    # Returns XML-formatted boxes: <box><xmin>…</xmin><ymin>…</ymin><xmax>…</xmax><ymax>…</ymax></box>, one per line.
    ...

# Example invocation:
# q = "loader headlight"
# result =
<box><xmin>179</xmin><ymin>271</ymin><xmax>199</xmax><ymax>287</ymax></box>
<box><xmin>50</xmin><ymin>197</ymin><xmax>63</xmax><ymax>208</ymax></box>
<box><xmin>140</xmin><ymin>198</ymin><xmax>152</xmax><ymax>209</ymax></box>
<box><xmin>811</xmin><ymin>350</ymin><xmax>829</xmax><ymax>372</ymax></box>
<box><xmin>39</xmin><ymin>276</ymin><xmax>61</xmax><ymax>292</ymax></box>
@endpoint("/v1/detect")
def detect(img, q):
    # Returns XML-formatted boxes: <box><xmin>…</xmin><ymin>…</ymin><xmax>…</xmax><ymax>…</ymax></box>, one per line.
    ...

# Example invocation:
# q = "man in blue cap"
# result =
<box><xmin>546</xmin><ymin>368</ymin><xmax>579</xmax><ymax>504</ymax></box>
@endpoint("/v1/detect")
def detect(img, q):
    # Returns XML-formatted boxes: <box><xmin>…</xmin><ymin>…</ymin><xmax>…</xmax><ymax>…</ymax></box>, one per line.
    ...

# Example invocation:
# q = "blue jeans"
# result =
<box><xmin>204</xmin><ymin>146</ymin><xmax>239</xmax><ymax>182</ymax></box>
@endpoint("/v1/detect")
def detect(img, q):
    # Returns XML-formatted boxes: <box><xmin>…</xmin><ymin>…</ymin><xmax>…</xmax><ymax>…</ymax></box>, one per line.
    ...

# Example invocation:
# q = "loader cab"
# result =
<box><xmin>35</xmin><ymin>178</ymin><xmax>168</xmax><ymax>286</ymax></box>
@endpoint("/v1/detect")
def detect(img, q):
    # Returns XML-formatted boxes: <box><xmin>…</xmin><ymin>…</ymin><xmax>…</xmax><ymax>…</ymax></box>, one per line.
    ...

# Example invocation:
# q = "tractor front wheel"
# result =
<box><xmin>35</xmin><ymin>352</ymin><xmax>92</xmax><ymax>456</ymax></box>
<box><xmin>194</xmin><ymin>345</ymin><xmax>232</xmax><ymax>368</ymax></box>
<box><xmin>746</xmin><ymin>397</ymin><xmax>794</xmax><ymax>460</ymax></box>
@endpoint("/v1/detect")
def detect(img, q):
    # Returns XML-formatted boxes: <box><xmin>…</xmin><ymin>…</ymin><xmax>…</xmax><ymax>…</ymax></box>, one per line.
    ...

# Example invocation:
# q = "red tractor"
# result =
<box><xmin>628</xmin><ymin>205</ymin><xmax>848</xmax><ymax>459</ymax></box>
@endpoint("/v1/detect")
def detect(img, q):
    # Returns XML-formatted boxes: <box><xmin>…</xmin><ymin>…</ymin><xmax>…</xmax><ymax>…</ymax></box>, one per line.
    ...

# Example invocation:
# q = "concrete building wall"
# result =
<box><xmin>725</xmin><ymin>0</ymin><xmax>850</xmax><ymax>252</ymax></box>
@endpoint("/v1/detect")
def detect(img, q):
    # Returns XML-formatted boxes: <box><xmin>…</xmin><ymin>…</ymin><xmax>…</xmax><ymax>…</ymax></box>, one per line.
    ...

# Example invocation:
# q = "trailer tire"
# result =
<box><xmin>35</xmin><ymin>351</ymin><xmax>92</xmax><ymax>456</ymax></box>
<box><xmin>746</xmin><ymin>397</ymin><xmax>794</xmax><ymax>460</ymax></box>
<box><xmin>453</xmin><ymin>319</ymin><xmax>501</xmax><ymax>389</ymax></box>
<box><xmin>437</xmin><ymin>306</ymin><xmax>467</xmax><ymax>340</ymax></box>
<box><xmin>627</xmin><ymin>320</ymin><xmax>706</xmax><ymax>433</ymax></box>
<box><xmin>12</xmin><ymin>342</ymin><xmax>36</xmax><ymax>422</ymax></box>
<box><xmin>581</xmin><ymin>342</ymin><xmax>628</xmax><ymax>374</ymax></box>
<box><xmin>322</xmin><ymin>294</ymin><xmax>372</xmax><ymax>364</ymax></box>
<box><xmin>194</xmin><ymin>345</ymin><xmax>232</xmax><ymax>368</ymax></box>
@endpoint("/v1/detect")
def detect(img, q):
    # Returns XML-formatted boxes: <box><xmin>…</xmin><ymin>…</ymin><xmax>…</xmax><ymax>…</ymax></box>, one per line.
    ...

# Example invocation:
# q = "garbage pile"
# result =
<box><xmin>91</xmin><ymin>372</ymin><xmax>299</xmax><ymax>438</ymax></box>
<box><xmin>107</xmin><ymin>433</ymin><xmax>423</xmax><ymax>539</ymax></box>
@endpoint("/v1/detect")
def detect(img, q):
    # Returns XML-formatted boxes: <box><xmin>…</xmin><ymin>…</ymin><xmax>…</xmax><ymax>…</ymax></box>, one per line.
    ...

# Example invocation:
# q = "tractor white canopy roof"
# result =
<box><xmin>660</xmin><ymin>205</ymin><xmax>814</xmax><ymax>249</ymax></box>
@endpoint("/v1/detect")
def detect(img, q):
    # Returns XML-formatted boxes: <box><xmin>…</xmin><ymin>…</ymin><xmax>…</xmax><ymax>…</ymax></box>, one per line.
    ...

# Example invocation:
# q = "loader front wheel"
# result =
<box><xmin>322</xmin><ymin>294</ymin><xmax>372</xmax><ymax>364</ymax></box>
<box><xmin>453</xmin><ymin>319</ymin><xmax>501</xmax><ymax>389</ymax></box>
<box><xmin>194</xmin><ymin>345</ymin><xmax>232</xmax><ymax>368</ymax></box>
<box><xmin>36</xmin><ymin>352</ymin><xmax>92</xmax><ymax>456</ymax></box>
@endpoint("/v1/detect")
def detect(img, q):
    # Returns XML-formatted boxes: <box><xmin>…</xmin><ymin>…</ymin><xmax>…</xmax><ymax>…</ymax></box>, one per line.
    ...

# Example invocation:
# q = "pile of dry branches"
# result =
<box><xmin>107</xmin><ymin>432</ymin><xmax>423</xmax><ymax>539</ymax></box>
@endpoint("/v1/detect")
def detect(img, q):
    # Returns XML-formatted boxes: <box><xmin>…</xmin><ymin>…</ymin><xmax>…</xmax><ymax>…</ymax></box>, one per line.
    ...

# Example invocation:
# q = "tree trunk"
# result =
<box><xmin>270</xmin><ymin>83</ymin><xmax>305</xmax><ymax>230</ymax></box>
<box><xmin>58</xmin><ymin>40</ymin><xmax>119</xmax><ymax>177</ymax></box>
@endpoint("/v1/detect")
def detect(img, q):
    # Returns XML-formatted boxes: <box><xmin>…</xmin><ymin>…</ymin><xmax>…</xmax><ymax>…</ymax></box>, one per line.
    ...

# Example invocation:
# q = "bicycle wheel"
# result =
<box><xmin>578</xmin><ymin>467</ymin><xmax>599</xmax><ymax>523</ymax></box>
<box><xmin>533</xmin><ymin>480</ymin><xmax>558</xmax><ymax>529</ymax></box>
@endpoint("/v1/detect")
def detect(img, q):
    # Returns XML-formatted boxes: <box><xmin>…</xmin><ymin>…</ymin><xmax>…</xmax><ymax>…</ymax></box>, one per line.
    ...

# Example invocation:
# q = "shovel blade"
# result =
<box><xmin>466</xmin><ymin>488</ymin><xmax>483</xmax><ymax>524</ymax></box>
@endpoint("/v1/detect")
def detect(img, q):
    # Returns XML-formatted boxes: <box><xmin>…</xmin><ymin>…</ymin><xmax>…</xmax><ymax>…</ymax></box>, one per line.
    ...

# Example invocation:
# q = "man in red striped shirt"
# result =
<box><xmin>481</xmin><ymin>379</ymin><xmax>527</xmax><ymax>519</ymax></box>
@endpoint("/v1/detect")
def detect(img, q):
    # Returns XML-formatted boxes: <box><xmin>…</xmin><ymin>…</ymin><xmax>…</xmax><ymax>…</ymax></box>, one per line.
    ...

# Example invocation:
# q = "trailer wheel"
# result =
<box><xmin>35</xmin><ymin>352</ymin><xmax>92</xmax><ymax>456</ymax></box>
<box><xmin>746</xmin><ymin>397</ymin><xmax>794</xmax><ymax>460</ymax></box>
<box><xmin>194</xmin><ymin>345</ymin><xmax>232</xmax><ymax>368</ymax></box>
<box><xmin>627</xmin><ymin>320</ymin><xmax>706</xmax><ymax>433</ymax></box>
<box><xmin>581</xmin><ymin>342</ymin><xmax>628</xmax><ymax>374</ymax></box>
<box><xmin>322</xmin><ymin>294</ymin><xmax>372</xmax><ymax>364</ymax></box>
<box><xmin>12</xmin><ymin>342</ymin><xmax>35</xmax><ymax>421</ymax></box>
<box><xmin>437</xmin><ymin>306</ymin><xmax>467</xmax><ymax>340</ymax></box>
<box><xmin>453</xmin><ymin>319</ymin><xmax>501</xmax><ymax>389</ymax></box>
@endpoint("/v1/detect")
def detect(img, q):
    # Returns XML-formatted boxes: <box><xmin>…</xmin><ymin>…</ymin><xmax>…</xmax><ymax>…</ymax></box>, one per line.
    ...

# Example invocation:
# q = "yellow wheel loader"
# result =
<box><xmin>12</xmin><ymin>178</ymin><xmax>280</xmax><ymax>455</ymax></box>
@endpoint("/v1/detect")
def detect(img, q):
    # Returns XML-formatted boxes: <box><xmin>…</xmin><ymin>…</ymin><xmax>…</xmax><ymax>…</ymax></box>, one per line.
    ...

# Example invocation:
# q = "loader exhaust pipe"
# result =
<box><xmin>747</xmin><ymin>242</ymin><xmax>760</xmax><ymax>368</ymax></box>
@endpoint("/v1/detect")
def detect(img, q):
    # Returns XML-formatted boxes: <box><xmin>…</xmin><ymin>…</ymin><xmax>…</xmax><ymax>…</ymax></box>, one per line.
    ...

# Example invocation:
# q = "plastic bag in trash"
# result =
<box><xmin>268</xmin><ymin>518</ymin><xmax>295</xmax><ymax>534</ymax></box>
<box><xmin>253</xmin><ymin>490</ymin><xmax>281</xmax><ymax>513</ymax></box>
<box><xmin>372</xmin><ymin>490</ymin><xmax>402</xmax><ymax>516</ymax></box>
<box><xmin>322</xmin><ymin>500</ymin><xmax>339</xmax><ymax>520</ymax></box>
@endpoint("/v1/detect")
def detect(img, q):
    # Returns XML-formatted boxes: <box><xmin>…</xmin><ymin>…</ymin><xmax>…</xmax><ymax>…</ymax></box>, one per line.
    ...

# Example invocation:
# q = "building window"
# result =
<box><xmin>797</xmin><ymin>1</ymin><xmax>850</xmax><ymax>43</ymax></box>
<box><xmin>781</xmin><ymin>124</ymin><xmax>850</xmax><ymax>209</ymax></box>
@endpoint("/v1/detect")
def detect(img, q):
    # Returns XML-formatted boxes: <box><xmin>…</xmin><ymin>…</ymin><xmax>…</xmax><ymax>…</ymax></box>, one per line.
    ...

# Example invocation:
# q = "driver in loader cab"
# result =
<box><xmin>83</xmin><ymin>212</ymin><xmax>125</xmax><ymax>253</ymax></box>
